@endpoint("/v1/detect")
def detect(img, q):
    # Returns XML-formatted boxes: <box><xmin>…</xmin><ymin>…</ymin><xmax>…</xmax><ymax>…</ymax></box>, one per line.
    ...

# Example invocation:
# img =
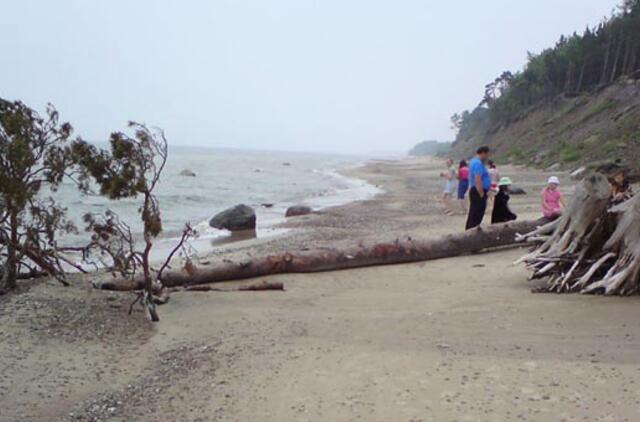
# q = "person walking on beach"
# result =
<box><xmin>491</xmin><ymin>177</ymin><xmax>517</xmax><ymax>224</ymax></box>
<box><xmin>440</xmin><ymin>158</ymin><xmax>457</xmax><ymax>215</ymax></box>
<box><xmin>457</xmin><ymin>160</ymin><xmax>469</xmax><ymax>214</ymax></box>
<box><xmin>541</xmin><ymin>176</ymin><xmax>565</xmax><ymax>219</ymax></box>
<box><xmin>465</xmin><ymin>146</ymin><xmax>491</xmax><ymax>230</ymax></box>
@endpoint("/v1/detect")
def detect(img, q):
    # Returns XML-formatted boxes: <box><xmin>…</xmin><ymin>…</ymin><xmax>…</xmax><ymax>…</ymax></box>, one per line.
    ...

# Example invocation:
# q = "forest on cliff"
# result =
<box><xmin>452</xmin><ymin>0</ymin><xmax>640</xmax><ymax>170</ymax></box>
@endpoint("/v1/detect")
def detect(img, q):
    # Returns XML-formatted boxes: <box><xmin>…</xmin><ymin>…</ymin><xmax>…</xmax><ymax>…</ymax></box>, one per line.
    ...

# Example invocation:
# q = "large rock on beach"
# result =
<box><xmin>285</xmin><ymin>205</ymin><xmax>313</xmax><ymax>218</ymax></box>
<box><xmin>209</xmin><ymin>204</ymin><xmax>256</xmax><ymax>231</ymax></box>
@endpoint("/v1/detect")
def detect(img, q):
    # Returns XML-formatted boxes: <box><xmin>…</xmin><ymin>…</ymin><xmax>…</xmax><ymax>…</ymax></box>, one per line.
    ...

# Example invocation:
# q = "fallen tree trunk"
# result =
<box><xmin>519</xmin><ymin>173</ymin><xmax>640</xmax><ymax>295</ymax></box>
<box><xmin>94</xmin><ymin>218</ymin><xmax>546</xmax><ymax>291</ymax></box>
<box><xmin>178</xmin><ymin>281</ymin><xmax>285</xmax><ymax>292</ymax></box>
<box><xmin>0</xmin><ymin>269</ymin><xmax>48</xmax><ymax>281</ymax></box>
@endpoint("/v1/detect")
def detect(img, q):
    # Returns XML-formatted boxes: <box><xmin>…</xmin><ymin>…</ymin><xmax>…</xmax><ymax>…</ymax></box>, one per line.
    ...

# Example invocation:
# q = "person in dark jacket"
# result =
<box><xmin>491</xmin><ymin>177</ymin><xmax>517</xmax><ymax>224</ymax></box>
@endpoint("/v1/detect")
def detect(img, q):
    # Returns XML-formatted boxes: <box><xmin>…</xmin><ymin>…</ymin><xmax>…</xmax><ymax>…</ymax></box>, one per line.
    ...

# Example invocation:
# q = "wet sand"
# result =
<box><xmin>2</xmin><ymin>157</ymin><xmax>640</xmax><ymax>421</ymax></box>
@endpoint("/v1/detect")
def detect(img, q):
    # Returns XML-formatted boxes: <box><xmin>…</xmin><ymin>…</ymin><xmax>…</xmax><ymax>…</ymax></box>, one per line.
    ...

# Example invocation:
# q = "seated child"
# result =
<box><xmin>542</xmin><ymin>176</ymin><xmax>565</xmax><ymax>219</ymax></box>
<box><xmin>491</xmin><ymin>177</ymin><xmax>517</xmax><ymax>224</ymax></box>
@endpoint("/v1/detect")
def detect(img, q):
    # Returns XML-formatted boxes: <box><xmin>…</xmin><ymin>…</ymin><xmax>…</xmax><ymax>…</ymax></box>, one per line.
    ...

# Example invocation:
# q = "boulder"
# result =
<box><xmin>285</xmin><ymin>205</ymin><xmax>312</xmax><ymax>218</ymax></box>
<box><xmin>510</xmin><ymin>186</ymin><xmax>527</xmax><ymax>195</ymax></box>
<box><xmin>209</xmin><ymin>204</ymin><xmax>256</xmax><ymax>231</ymax></box>
<box><xmin>179</xmin><ymin>169</ymin><xmax>196</xmax><ymax>177</ymax></box>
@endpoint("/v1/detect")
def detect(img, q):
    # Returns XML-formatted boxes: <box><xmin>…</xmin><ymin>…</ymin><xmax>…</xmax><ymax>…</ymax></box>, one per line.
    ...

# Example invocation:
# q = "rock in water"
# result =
<box><xmin>285</xmin><ymin>205</ymin><xmax>312</xmax><ymax>217</ymax></box>
<box><xmin>209</xmin><ymin>204</ymin><xmax>256</xmax><ymax>231</ymax></box>
<box><xmin>180</xmin><ymin>169</ymin><xmax>196</xmax><ymax>177</ymax></box>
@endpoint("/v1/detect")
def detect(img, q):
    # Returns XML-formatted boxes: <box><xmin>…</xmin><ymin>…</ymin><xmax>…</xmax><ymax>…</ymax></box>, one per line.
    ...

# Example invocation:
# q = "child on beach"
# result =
<box><xmin>542</xmin><ymin>176</ymin><xmax>565</xmax><ymax>219</ymax></box>
<box><xmin>440</xmin><ymin>158</ymin><xmax>457</xmax><ymax>215</ymax></box>
<box><xmin>457</xmin><ymin>160</ymin><xmax>469</xmax><ymax>213</ymax></box>
<box><xmin>491</xmin><ymin>177</ymin><xmax>517</xmax><ymax>224</ymax></box>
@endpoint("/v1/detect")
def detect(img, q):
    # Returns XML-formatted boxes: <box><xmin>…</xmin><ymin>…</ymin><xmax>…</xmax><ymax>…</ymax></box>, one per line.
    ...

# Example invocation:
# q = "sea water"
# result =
<box><xmin>54</xmin><ymin>146</ymin><xmax>381</xmax><ymax>255</ymax></box>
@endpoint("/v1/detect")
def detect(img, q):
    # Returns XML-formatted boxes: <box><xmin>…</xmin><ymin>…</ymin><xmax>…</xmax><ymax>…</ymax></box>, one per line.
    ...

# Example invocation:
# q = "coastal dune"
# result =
<box><xmin>3</xmin><ymin>157</ymin><xmax>640</xmax><ymax>421</ymax></box>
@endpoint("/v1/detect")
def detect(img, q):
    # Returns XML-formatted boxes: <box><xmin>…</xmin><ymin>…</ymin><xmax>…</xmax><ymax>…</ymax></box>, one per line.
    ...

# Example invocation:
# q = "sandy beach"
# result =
<box><xmin>3</xmin><ymin>157</ymin><xmax>640</xmax><ymax>422</ymax></box>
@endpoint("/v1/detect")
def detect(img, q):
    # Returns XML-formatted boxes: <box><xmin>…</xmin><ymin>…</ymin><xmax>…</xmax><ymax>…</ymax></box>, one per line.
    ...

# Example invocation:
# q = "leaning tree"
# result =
<box><xmin>72</xmin><ymin>123</ymin><xmax>193</xmax><ymax>320</ymax></box>
<box><xmin>518</xmin><ymin>173</ymin><xmax>640</xmax><ymax>295</ymax></box>
<box><xmin>0</xmin><ymin>99</ymin><xmax>81</xmax><ymax>292</ymax></box>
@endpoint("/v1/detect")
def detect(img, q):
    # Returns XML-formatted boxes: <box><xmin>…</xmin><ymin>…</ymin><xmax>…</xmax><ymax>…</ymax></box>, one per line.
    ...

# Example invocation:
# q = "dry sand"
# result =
<box><xmin>2</xmin><ymin>157</ymin><xmax>640</xmax><ymax>422</ymax></box>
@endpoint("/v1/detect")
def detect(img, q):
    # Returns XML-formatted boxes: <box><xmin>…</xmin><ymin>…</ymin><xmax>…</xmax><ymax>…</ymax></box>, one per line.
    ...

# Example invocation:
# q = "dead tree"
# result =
<box><xmin>93</xmin><ymin>218</ymin><xmax>546</xmax><ymax>291</ymax></box>
<box><xmin>518</xmin><ymin>173</ymin><xmax>640</xmax><ymax>295</ymax></box>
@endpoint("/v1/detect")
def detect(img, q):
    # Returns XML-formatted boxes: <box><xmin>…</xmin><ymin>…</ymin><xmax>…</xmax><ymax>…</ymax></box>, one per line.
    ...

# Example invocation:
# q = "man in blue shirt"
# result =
<box><xmin>465</xmin><ymin>146</ymin><xmax>491</xmax><ymax>229</ymax></box>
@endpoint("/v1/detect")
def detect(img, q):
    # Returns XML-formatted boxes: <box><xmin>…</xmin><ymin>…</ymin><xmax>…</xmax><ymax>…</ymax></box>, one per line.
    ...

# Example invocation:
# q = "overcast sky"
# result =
<box><xmin>0</xmin><ymin>0</ymin><xmax>618</xmax><ymax>154</ymax></box>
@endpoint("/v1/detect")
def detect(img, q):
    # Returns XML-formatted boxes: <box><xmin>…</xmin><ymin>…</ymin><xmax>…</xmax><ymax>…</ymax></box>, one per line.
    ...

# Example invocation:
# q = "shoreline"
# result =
<box><xmin>9</xmin><ymin>157</ymin><xmax>640</xmax><ymax>422</ymax></box>
<box><xmin>152</xmin><ymin>158</ymin><xmax>386</xmax><ymax>261</ymax></box>
<box><xmin>156</xmin><ymin>155</ymin><xmax>572</xmax><ymax>269</ymax></box>
<box><xmin>61</xmin><ymin>156</ymin><xmax>388</xmax><ymax>270</ymax></box>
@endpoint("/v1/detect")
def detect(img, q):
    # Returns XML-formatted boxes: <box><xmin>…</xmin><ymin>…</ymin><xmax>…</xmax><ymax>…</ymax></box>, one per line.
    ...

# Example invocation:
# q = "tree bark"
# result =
<box><xmin>576</xmin><ymin>62</ymin><xmax>586</xmax><ymax>92</ymax></box>
<box><xmin>564</xmin><ymin>61</ymin><xmax>574</xmax><ymax>93</ymax></box>
<box><xmin>94</xmin><ymin>219</ymin><xmax>547</xmax><ymax>291</ymax></box>
<box><xmin>622</xmin><ymin>37</ymin><xmax>631</xmax><ymax>76</ymax></box>
<box><xmin>601</xmin><ymin>37</ymin><xmax>611</xmax><ymax>85</ymax></box>
<box><xmin>610</xmin><ymin>35</ymin><xmax>624</xmax><ymax>83</ymax></box>
<box><xmin>179</xmin><ymin>282</ymin><xmax>285</xmax><ymax>292</ymax></box>
<box><xmin>628</xmin><ymin>41</ymin><xmax>638</xmax><ymax>75</ymax></box>
<box><xmin>2</xmin><ymin>211</ymin><xmax>19</xmax><ymax>291</ymax></box>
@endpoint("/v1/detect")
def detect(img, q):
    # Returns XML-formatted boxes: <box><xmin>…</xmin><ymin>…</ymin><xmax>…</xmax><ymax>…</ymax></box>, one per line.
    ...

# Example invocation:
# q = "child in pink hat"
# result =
<box><xmin>542</xmin><ymin>176</ymin><xmax>565</xmax><ymax>219</ymax></box>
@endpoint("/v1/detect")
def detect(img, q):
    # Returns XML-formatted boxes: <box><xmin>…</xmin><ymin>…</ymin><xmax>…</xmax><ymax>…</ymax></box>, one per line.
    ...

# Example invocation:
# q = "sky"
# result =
<box><xmin>0</xmin><ymin>0</ymin><xmax>619</xmax><ymax>154</ymax></box>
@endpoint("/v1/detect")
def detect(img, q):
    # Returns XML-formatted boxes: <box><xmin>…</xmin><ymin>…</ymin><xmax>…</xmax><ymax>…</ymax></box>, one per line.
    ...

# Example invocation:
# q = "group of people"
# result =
<box><xmin>441</xmin><ymin>146</ymin><xmax>569</xmax><ymax>230</ymax></box>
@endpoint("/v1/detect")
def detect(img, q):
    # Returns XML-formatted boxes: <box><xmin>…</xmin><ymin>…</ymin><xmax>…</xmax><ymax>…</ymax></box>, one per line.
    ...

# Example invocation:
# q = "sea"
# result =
<box><xmin>54</xmin><ymin>146</ymin><xmax>383</xmax><ymax>257</ymax></box>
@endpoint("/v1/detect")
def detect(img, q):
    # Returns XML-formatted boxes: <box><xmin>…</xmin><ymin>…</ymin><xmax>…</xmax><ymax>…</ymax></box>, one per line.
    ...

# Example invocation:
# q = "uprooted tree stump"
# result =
<box><xmin>93</xmin><ymin>218</ymin><xmax>546</xmax><ymax>291</ymax></box>
<box><xmin>518</xmin><ymin>173</ymin><xmax>640</xmax><ymax>295</ymax></box>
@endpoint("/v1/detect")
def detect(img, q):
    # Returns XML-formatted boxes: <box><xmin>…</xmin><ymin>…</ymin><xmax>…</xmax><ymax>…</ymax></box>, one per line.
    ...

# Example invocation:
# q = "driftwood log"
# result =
<box><xmin>177</xmin><ymin>282</ymin><xmax>285</xmax><ymax>292</ymax></box>
<box><xmin>94</xmin><ymin>219</ymin><xmax>546</xmax><ymax>291</ymax></box>
<box><xmin>518</xmin><ymin>173</ymin><xmax>640</xmax><ymax>295</ymax></box>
